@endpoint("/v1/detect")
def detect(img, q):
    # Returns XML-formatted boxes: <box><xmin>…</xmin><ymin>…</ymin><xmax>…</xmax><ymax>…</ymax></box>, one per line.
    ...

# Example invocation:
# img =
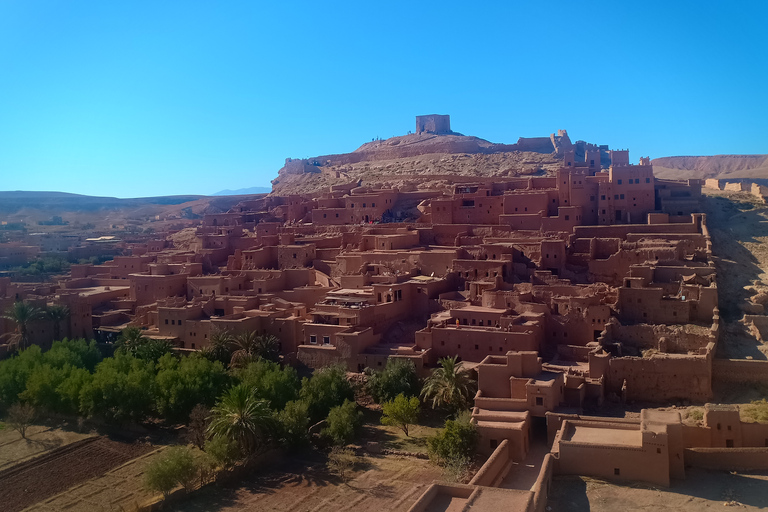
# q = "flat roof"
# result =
<box><xmin>566</xmin><ymin>425</ymin><xmax>642</xmax><ymax>447</ymax></box>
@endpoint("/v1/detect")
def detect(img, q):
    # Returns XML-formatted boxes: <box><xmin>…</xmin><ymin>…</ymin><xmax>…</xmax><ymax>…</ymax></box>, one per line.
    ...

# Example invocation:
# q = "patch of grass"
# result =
<box><xmin>684</xmin><ymin>408</ymin><xmax>704</xmax><ymax>424</ymax></box>
<box><xmin>0</xmin><ymin>421</ymin><xmax>5</xmax><ymax>431</ymax></box>
<box><xmin>369</xmin><ymin>424</ymin><xmax>440</xmax><ymax>455</ymax></box>
<box><xmin>741</xmin><ymin>399</ymin><xmax>768</xmax><ymax>423</ymax></box>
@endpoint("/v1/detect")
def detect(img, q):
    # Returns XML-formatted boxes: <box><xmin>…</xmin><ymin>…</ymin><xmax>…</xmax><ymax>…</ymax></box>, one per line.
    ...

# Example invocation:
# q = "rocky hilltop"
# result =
<box><xmin>652</xmin><ymin>155</ymin><xmax>768</xmax><ymax>180</ymax></box>
<box><xmin>270</xmin><ymin>125</ymin><xmax>607</xmax><ymax>196</ymax></box>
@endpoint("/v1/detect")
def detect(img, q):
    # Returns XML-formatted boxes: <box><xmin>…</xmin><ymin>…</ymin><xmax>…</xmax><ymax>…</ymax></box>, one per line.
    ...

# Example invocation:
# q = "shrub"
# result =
<box><xmin>144</xmin><ymin>446</ymin><xmax>204</xmax><ymax>499</ymax></box>
<box><xmin>427</xmin><ymin>411</ymin><xmax>478</xmax><ymax>465</ymax></box>
<box><xmin>323</xmin><ymin>399</ymin><xmax>361</xmax><ymax>445</ymax></box>
<box><xmin>204</xmin><ymin>434</ymin><xmax>239</xmax><ymax>469</ymax></box>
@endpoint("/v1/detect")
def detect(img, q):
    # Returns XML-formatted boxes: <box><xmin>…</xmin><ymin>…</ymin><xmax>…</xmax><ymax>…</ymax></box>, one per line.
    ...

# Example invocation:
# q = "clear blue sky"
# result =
<box><xmin>1</xmin><ymin>1</ymin><xmax>766</xmax><ymax>198</ymax></box>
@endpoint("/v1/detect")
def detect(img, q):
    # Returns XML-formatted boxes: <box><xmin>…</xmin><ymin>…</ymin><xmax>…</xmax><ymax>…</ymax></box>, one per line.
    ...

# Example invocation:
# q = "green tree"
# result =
<box><xmin>2</xmin><ymin>301</ymin><xmax>45</xmax><ymax>350</ymax></box>
<box><xmin>0</xmin><ymin>345</ymin><xmax>44</xmax><ymax>407</ymax></box>
<box><xmin>366</xmin><ymin>358</ymin><xmax>420</xmax><ymax>403</ymax></box>
<box><xmin>43</xmin><ymin>339</ymin><xmax>101</xmax><ymax>371</ymax></box>
<box><xmin>421</xmin><ymin>356</ymin><xmax>476</xmax><ymax>411</ymax></box>
<box><xmin>277</xmin><ymin>399</ymin><xmax>310</xmax><ymax>449</ymax></box>
<box><xmin>235</xmin><ymin>359</ymin><xmax>300</xmax><ymax>411</ymax></box>
<box><xmin>299</xmin><ymin>364</ymin><xmax>355</xmax><ymax>423</ymax></box>
<box><xmin>200</xmin><ymin>328</ymin><xmax>233</xmax><ymax>366</ymax></box>
<box><xmin>207</xmin><ymin>384</ymin><xmax>274</xmax><ymax>459</ymax></box>
<box><xmin>381</xmin><ymin>393</ymin><xmax>420</xmax><ymax>436</ymax></box>
<box><xmin>427</xmin><ymin>411</ymin><xmax>478</xmax><ymax>465</ymax></box>
<box><xmin>322</xmin><ymin>399</ymin><xmax>361</xmax><ymax>445</ymax></box>
<box><xmin>45</xmin><ymin>305</ymin><xmax>70</xmax><ymax>342</ymax></box>
<box><xmin>254</xmin><ymin>334</ymin><xmax>280</xmax><ymax>363</ymax></box>
<box><xmin>154</xmin><ymin>353</ymin><xmax>229</xmax><ymax>422</ymax></box>
<box><xmin>115</xmin><ymin>326</ymin><xmax>148</xmax><ymax>356</ymax></box>
<box><xmin>79</xmin><ymin>352</ymin><xmax>156</xmax><ymax>423</ymax></box>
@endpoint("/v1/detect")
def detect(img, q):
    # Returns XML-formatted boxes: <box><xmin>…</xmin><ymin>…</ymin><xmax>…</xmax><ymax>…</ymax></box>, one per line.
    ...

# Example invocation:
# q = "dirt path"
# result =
<box><xmin>0</xmin><ymin>436</ymin><xmax>154</xmax><ymax>512</ymax></box>
<box><xmin>548</xmin><ymin>469</ymin><xmax>768</xmax><ymax>510</ymax></box>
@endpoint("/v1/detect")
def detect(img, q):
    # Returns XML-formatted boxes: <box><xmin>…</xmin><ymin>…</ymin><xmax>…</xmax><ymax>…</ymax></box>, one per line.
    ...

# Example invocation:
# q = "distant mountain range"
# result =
<box><xmin>212</xmin><ymin>186</ymin><xmax>271</xmax><ymax>196</ymax></box>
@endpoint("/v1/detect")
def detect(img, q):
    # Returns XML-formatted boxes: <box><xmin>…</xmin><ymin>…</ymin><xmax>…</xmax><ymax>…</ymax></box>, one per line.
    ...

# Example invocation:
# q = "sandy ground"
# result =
<box><xmin>547</xmin><ymin>469</ymin><xmax>768</xmax><ymax>511</ymax></box>
<box><xmin>0</xmin><ymin>424</ymin><xmax>94</xmax><ymax>471</ymax></box>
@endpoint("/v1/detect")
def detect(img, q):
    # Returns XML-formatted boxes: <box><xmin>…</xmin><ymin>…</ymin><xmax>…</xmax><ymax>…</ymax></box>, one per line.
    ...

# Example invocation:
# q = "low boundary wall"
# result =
<box><xmin>684</xmin><ymin>447</ymin><xmax>768</xmax><ymax>471</ymax></box>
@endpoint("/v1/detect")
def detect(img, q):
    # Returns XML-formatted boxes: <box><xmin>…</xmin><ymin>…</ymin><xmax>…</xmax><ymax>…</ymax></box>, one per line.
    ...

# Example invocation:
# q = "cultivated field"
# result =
<box><xmin>0</xmin><ymin>435</ymin><xmax>154</xmax><ymax>512</ymax></box>
<box><xmin>169</xmin><ymin>453</ymin><xmax>442</xmax><ymax>512</ymax></box>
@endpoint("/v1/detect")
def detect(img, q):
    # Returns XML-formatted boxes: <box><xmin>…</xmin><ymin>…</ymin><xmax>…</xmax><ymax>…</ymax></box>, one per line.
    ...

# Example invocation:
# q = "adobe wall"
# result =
<box><xmin>606</xmin><ymin>349</ymin><xmax>713</xmax><ymax>402</ymax></box>
<box><xmin>554</xmin><ymin>423</ymin><xmax>670</xmax><ymax>487</ymax></box>
<box><xmin>469</xmin><ymin>439</ymin><xmax>511</xmax><ymax>486</ymax></box>
<box><xmin>712</xmin><ymin>358</ymin><xmax>768</xmax><ymax>384</ymax></box>
<box><xmin>684</xmin><ymin>447</ymin><xmax>768</xmax><ymax>471</ymax></box>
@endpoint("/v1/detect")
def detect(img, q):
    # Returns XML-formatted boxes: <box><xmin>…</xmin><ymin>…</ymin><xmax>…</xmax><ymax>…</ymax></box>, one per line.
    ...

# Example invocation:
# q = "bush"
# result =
<box><xmin>323</xmin><ymin>399</ymin><xmax>361</xmax><ymax>445</ymax></box>
<box><xmin>381</xmin><ymin>393</ymin><xmax>420</xmax><ymax>436</ymax></box>
<box><xmin>300</xmin><ymin>364</ymin><xmax>355</xmax><ymax>423</ymax></box>
<box><xmin>427</xmin><ymin>411</ymin><xmax>478</xmax><ymax>465</ymax></box>
<box><xmin>143</xmin><ymin>446</ymin><xmax>200</xmax><ymax>498</ymax></box>
<box><xmin>277</xmin><ymin>399</ymin><xmax>310</xmax><ymax>449</ymax></box>
<box><xmin>204</xmin><ymin>434</ymin><xmax>239</xmax><ymax>469</ymax></box>
<box><xmin>366</xmin><ymin>358</ymin><xmax>420</xmax><ymax>403</ymax></box>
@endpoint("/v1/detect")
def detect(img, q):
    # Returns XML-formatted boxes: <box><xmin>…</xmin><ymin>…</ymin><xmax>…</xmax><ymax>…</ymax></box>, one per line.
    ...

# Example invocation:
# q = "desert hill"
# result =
<box><xmin>270</xmin><ymin>130</ymin><xmax>579</xmax><ymax>196</ymax></box>
<box><xmin>0</xmin><ymin>192</ymin><xmax>250</xmax><ymax>232</ymax></box>
<box><xmin>652</xmin><ymin>155</ymin><xmax>768</xmax><ymax>181</ymax></box>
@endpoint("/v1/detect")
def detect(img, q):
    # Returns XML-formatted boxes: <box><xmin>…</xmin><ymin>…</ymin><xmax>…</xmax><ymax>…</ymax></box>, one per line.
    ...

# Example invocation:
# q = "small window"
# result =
<box><xmin>614</xmin><ymin>468</ymin><xmax>620</xmax><ymax>476</ymax></box>
<box><xmin>165</xmin><ymin>319</ymin><xmax>168</xmax><ymax>324</ymax></box>
<box><xmin>646</xmin><ymin>178</ymin><xmax>651</xmax><ymax>183</ymax></box>
<box><xmin>657</xmin><ymin>447</ymin><xmax>661</xmax><ymax>454</ymax></box>
<box><xmin>310</xmin><ymin>335</ymin><xmax>317</xmax><ymax>345</ymax></box>
<box><xmin>535</xmin><ymin>397</ymin><xmax>543</xmax><ymax>406</ymax></box>
<box><xmin>618</xmin><ymin>179</ymin><xmax>622</xmax><ymax>184</ymax></box>
<box><xmin>323</xmin><ymin>336</ymin><xmax>330</xmax><ymax>345</ymax></box>
<box><xmin>620</xmin><ymin>194</ymin><xmax>625</xmax><ymax>199</ymax></box>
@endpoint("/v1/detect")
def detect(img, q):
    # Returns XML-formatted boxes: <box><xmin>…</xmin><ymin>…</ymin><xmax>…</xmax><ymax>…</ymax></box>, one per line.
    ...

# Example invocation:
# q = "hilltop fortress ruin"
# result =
<box><xmin>2</xmin><ymin>116</ymin><xmax>767</xmax><ymax>511</ymax></box>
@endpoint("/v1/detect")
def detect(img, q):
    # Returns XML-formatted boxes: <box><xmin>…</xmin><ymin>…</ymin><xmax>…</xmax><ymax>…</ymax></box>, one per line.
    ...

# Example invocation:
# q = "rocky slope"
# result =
<box><xmin>652</xmin><ymin>155</ymin><xmax>768</xmax><ymax>180</ymax></box>
<box><xmin>271</xmin><ymin>132</ymin><xmax>566</xmax><ymax>196</ymax></box>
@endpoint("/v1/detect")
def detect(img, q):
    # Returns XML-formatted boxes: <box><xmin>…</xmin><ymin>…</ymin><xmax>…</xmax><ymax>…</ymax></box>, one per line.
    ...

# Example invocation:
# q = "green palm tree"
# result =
<box><xmin>46</xmin><ymin>304</ymin><xmax>70</xmax><ymax>341</ymax></box>
<box><xmin>254</xmin><ymin>334</ymin><xmax>280</xmax><ymax>363</ymax></box>
<box><xmin>420</xmin><ymin>356</ymin><xmax>477</xmax><ymax>412</ymax></box>
<box><xmin>207</xmin><ymin>384</ymin><xmax>274</xmax><ymax>458</ymax></box>
<box><xmin>201</xmin><ymin>328</ymin><xmax>233</xmax><ymax>365</ymax></box>
<box><xmin>230</xmin><ymin>331</ymin><xmax>259</xmax><ymax>368</ymax></box>
<box><xmin>115</xmin><ymin>326</ymin><xmax>148</xmax><ymax>356</ymax></box>
<box><xmin>2</xmin><ymin>301</ymin><xmax>45</xmax><ymax>350</ymax></box>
